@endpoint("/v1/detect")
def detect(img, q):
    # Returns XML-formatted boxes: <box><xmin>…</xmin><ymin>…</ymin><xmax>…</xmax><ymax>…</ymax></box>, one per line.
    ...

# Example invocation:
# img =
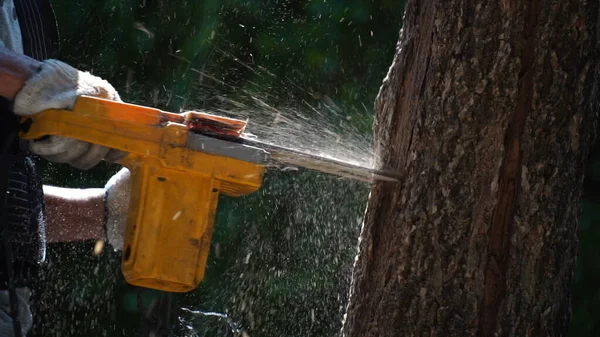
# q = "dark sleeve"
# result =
<box><xmin>0</xmin><ymin>0</ymin><xmax>60</xmax><ymax>289</ymax></box>
<box><xmin>14</xmin><ymin>0</ymin><xmax>60</xmax><ymax>61</ymax></box>
<box><xmin>0</xmin><ymin>98</ymin><xmax>46</xmax><ymax>289</ymax></box>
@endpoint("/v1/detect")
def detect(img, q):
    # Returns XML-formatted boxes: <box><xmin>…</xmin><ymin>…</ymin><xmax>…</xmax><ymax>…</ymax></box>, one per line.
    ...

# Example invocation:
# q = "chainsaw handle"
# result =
<box><xmin>0</xmin><ymin>46</ymin><xmax>41</xmax><ymax>100</ymax></box>
<box><xmin>19</xmin><ymin>96</ymin><xmax>168</xmax><ymax>155</ymax></box>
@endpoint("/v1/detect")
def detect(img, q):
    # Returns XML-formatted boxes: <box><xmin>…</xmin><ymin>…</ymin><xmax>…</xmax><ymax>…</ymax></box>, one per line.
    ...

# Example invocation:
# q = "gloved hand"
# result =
<box><xmin>104</xmin><ymin>167</ymin><xmax>131</xmax><ymax>251</ymax></box>
<box><xmin>13</xmin><ymin>59</ymin><xmax>124</xmax><ymax>169</ymax></box>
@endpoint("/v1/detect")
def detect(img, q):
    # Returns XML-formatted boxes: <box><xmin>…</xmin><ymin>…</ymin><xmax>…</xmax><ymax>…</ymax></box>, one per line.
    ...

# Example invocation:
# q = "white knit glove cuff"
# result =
<box><xmin>104</xmin><ymin>168</ymin><xmax>131</xmax><ymax>251</ymax></box>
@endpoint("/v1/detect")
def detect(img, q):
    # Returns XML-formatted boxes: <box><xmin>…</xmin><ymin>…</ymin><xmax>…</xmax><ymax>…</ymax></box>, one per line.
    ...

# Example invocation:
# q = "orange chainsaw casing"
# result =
<box><xmin>19</xmin><ymin>96</ymin><xmax>266</xmax><ymax>292</ymax></box>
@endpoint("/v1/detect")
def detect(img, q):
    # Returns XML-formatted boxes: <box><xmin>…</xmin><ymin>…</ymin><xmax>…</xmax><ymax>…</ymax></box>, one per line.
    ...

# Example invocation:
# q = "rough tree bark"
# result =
<box><xmin>341</xmin><ymin>1</ymin><xmax>600</xmax><ymax>336</ymax></box>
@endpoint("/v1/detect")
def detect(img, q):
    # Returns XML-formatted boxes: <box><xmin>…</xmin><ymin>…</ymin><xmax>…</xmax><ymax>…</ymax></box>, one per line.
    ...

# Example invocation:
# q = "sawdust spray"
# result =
<box><xmin>174</xmin><ymin>51</ymin><xmax>375</xmax><ymax>336</ymax></box>
<box><xmin>182</xmin><ymin>68</ymin><xmax>378</xmax><ymax>170</ymax></box>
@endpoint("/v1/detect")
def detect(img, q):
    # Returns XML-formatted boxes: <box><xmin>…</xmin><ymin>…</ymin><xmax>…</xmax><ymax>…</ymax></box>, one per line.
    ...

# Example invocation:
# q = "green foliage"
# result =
<box><xmin>570</xmin><ymin>146</ymin><xmax>600</xmax><ymax>337</ymax></box>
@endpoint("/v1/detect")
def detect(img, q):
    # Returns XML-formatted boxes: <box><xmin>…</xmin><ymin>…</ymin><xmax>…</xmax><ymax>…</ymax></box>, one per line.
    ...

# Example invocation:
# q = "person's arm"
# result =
<box><xmin>0</xmin><ymin>46</ymin><xmax>40</xmax><ymax>100</ymax></box>
<box><xmin>0</xmin><ymin>46</ymin><xmax>108</xmax><ymax>243</ymax></box>
<box><xmin>41</xmin><ymin>167</ymin><xmax>130</xmax><ymax>248</ymax></box>
<box><xmin>0</xmin><ymin>45</ymin><xmax>130</xmax><ymax>249</ymax></box>
<box><xmin>3</xmin><ymin>45</ymin><xmax>125</xmax><ymax>169</ymax></box>
<box><xmin>42</xmin><ymin>186</ymin><xmax>105</xmax><ymax>243</ymax></box>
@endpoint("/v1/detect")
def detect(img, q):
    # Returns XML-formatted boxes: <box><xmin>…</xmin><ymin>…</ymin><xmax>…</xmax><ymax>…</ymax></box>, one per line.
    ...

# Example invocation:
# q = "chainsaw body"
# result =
<box><xmin>20</xmin><ymin>96</ymin><xmax>269</xmax><ymax>292</ymax></box>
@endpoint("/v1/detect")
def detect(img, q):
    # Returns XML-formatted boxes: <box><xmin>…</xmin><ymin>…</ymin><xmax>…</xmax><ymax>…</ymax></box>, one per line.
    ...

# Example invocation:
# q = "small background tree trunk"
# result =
<box><xmin>341</xmin><ymin>1</ymin><xmax>600</xmax><ymax>336</ymax></box>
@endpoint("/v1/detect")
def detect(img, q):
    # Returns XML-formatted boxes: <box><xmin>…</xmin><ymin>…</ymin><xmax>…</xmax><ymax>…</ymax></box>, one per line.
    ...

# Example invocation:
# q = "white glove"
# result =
<box><xmin>104</xmin><ymin>167</ymin><xmax>131</xmax><ymax>251</ymax></box>
<box><xmin>13</xmin><ymin>59</ymin><xmax>124</xmax><ymax>169</ymax></box>
<box><xmin>0</xmin><ymin>287</ymin><xmax>33</xmax><ymax>337</ymax></box>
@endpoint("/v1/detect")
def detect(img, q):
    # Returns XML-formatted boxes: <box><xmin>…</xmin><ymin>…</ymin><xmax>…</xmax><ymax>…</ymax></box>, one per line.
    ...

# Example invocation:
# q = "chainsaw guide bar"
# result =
<box><xmin>237</xmin><ymin>136</ymin><xmax>400</xmax><ymax>183</ymax></box>
<box><xmin>183</xmin><ymin>111</ymin><xmax>400</xmax><ymax>184</ymax></box>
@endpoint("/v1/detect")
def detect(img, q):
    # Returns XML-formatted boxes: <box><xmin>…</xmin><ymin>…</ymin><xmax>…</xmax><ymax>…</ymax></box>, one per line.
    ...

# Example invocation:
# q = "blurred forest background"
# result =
<box><xmin>26</xmin><ymin>0</ymin><xmax>600</xmax><ymax>336</ymax></box>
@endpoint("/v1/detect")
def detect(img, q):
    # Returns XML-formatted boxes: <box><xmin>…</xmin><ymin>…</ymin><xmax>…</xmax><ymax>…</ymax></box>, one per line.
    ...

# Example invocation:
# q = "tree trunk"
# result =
<box><xmin>341</xmin><ymin>1</ymin><xmax>600</xmax><ymax>336</ymax></box>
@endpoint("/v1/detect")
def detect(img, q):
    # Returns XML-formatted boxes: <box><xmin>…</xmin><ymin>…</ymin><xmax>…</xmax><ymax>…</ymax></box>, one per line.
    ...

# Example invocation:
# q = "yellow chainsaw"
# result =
<box><xmin>19</xmin><ymin>96</ymin><xmax>398</xmax><ymax>293</ymax></box>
